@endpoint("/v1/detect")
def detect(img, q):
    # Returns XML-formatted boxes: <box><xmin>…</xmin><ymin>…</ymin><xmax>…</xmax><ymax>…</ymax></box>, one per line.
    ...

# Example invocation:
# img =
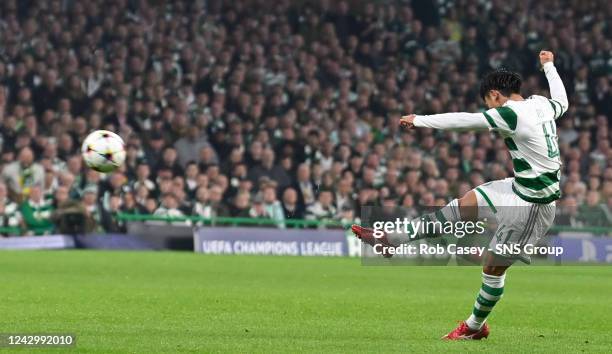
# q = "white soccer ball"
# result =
<box><xmin>81</xmin><ymin>130</ymin><xmax>126</xmax><ymax>173</ymax></box>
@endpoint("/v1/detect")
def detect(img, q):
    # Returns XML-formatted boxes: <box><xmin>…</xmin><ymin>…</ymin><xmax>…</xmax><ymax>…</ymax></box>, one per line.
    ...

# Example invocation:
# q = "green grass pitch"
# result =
<box><xmin>1</xmin><ymin>251</ymin><xmax>611</xmax><ymax>353</ymax></box>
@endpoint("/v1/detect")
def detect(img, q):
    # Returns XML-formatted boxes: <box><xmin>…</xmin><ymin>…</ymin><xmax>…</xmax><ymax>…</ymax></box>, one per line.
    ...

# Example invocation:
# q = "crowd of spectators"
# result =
<box><xmin>1</xmin><ymin>0</ymin><xmax>611</xmax><ymax>235</ymax></box>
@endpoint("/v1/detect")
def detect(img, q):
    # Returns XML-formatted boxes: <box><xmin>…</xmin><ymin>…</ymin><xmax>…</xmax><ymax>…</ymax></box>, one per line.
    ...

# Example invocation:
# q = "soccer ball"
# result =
<box><xmin>81</xmin><ymin>130</ymin><xmax>126</xmax><ymax>173</ymax></box>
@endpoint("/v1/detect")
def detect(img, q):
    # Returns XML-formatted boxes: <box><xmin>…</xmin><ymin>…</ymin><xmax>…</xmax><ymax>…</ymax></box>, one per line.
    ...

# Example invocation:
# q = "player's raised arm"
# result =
<box><xmin>540</xmin><ymin>50</ymin><xmax>569</xmax><ymax>119</ymax></box>
<box><xmin>400</xmin><ymin>112</ymin><xmax>490</xmax><ymax>131</ymax></box>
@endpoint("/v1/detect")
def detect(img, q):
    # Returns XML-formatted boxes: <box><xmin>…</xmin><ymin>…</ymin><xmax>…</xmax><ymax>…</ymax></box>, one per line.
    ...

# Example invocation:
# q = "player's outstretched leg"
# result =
<box><xmin>443</xmin><ymin>254</ymin><xmax>511</xmax><ymax>340</ymax></box>
<box><xmin>350</xmin><ymin>225</ymin><xmax>395</xmax><ymax>258</ymax></box>
<box><xmin>351</xmin><ymin>194</ymin><xmax>472</xmax><ymax>255</ymax></box>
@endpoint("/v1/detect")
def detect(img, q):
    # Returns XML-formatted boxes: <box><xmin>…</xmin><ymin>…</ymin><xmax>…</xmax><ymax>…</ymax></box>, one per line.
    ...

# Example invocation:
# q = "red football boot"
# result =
<box><xmin>350</xmin><ymin>225</ymin><xmax>395</xmax><ymax>258</ymax></box>
<box><xmin>442</xmin><ymin>321</ymin><xmax>490</xmax><ymax>340</ymax></box>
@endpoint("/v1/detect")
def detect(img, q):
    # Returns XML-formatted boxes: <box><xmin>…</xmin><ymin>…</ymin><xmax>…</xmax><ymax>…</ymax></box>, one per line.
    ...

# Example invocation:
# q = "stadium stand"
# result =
<box><xmin>0</xmin><ymin>0</ymin><xmax>611</xmax><ymax>235</ymax></box>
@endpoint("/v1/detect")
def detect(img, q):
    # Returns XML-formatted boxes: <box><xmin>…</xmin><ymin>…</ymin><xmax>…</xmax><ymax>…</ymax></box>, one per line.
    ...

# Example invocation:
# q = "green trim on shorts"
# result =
<box><xmin>475</xmin><ymin>187</ymin><xmax>497</xmax><ymax>214</ymax></box>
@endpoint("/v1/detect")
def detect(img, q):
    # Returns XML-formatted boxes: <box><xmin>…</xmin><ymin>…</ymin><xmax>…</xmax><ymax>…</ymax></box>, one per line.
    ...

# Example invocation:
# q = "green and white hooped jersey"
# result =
<box><xmin>482</xmin><ymin>95</ymin><xmax>566</xmax><ymax>203</ymax></box>
<box><xmin>412</xmin><ymin>63</ymin><xmax>568</xmax><ymax>204</ymax></box>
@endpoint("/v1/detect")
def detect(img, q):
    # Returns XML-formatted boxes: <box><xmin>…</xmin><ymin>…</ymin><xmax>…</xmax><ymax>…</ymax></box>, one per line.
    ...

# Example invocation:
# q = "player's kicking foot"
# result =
<box><xmin>442</xmin><ymin>321</ymin><xmax>489</xmax><ymax>340</ymax></box>
<box><xmin>350</xmin><ymin>225</ymin><xmax>394</xmax><ymax>258</ymax></box>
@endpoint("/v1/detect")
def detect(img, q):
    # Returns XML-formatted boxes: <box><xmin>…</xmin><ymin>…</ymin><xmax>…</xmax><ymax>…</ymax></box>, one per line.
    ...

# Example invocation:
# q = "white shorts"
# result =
<box><xmin>473</xmin><ymin>178</ymin><xmax>556</xmax><ymax>263</ymax></box>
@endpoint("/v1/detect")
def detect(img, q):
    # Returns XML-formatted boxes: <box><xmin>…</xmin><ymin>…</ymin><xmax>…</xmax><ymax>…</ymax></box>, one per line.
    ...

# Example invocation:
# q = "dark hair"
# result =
<box><xmin>479</xmin><ymin>69</ymin><xmax>522</xmax><ymax>99</ymax></box>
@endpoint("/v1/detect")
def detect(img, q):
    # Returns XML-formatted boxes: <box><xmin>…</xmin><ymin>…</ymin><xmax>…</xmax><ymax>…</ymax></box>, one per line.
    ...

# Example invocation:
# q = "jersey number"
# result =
<box><xmin>542</xmin><ymin>121</ymin><xmax>559</xmax><ymax>158</ymax></box>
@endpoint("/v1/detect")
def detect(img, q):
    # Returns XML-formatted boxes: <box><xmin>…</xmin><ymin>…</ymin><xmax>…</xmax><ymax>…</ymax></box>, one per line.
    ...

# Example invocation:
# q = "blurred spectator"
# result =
<box><xmin>207</xmin><ymin>185</ymin><xmax>230</xmax><ymax>217</ymax></box>
<box><xmin>132</xmin><ymin>162</ymin><xmax>155</xmax><ymax>193</ymax></box>
<box><xmin>20</xmin><ymin>185</ymin><xmax>54</xmax><ymax>235</ymax></box>
<box><xmin>184</xmin><ymin>162</ymin><xmax>200</xmax><ymax>197</ymax></box>
<box><xmin>338</xmin><ymin>205</ymin><xmax>358</xmax><ymax>226</ymax></box>
<box><xmin>51</xmin><ymin>186</ymin><xmax>95</xmax><ymax>235</ymax></box>
<box><xmin>174</xmin><ymin>126</ymin><xmax>212</xmax><ymax>168</ymax></box>
<box><xmin>335</xmin><ymin>178</ymin><xmax>355</xmax><ymax>212</ymax></box>
<box><xmin>154</xmin><ymin>194</ymin><xmax>185</xmax><ymax>218</ymax></box>
<box><xmin>2</xmin><ymin>147</ymin><xmax>44</xmax><ymax>201</ymax></box>
<box><xmin>82</xmin><ymin>186</ymin><xmax>101</xmax><ymax>228</ymax></box>
<box><xmin>249</xmin><ymin>195</ymin><xmax>267</xmax><ymax>218</ymax></box>
<box><xmin>248</xmin><ymin>148</ymin><xmax>292</xmax><ymax>189</ymax></box>
<box><xmin>556</xmin><ymin>196</ymin><xmax>581</xmax><ymax>227</ymax></box>
<box><xmin>193</xmin><ymin>186</ymin><xmax>212</xmax><ymax>218</ymax></box>
<box><xmin>578</xmin><ymin>191</ymin><xmax>610</xmax><ymax>227</ymax></box>
<box><xmin>306</xmin><ymin>190</ymin><xmax>337</xmax><ymax>221</ymax></box>
<box><xmin>100</xmin><ymin>194</ymin><xmax>124</xmax><ymax>233</ymax></box>
<box><xmin>121</xmin><ymin>192</ymin><xmax>147</xmax><ymax>215</ymax></box>
<box><xmin>230</xmin><ymin>192</ymin><xmax>251</xmax><ymax>218</ymax></box>
<box><xmin>281</xmin><ymin>187</ymin><xmax>305</xmax><ymax>219</ymax></box>
<box><xmin>294</xmin><ymin>163</ymin><xmax>316</xmax><ymax>208</ymax></box>
<box><xmin>52</xmin><ymin>186</ymin><xmax>70</xmax><ymax>208</ymax></box>
<box><xmin>262</xmin><ymin>184</ymin><xmax>285</xmax><ymax>225</ymax></box>
<box><xmin>144</xmin><ymin>198</ymin><xmax>158</xmax><ymax>214</ymax></box>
